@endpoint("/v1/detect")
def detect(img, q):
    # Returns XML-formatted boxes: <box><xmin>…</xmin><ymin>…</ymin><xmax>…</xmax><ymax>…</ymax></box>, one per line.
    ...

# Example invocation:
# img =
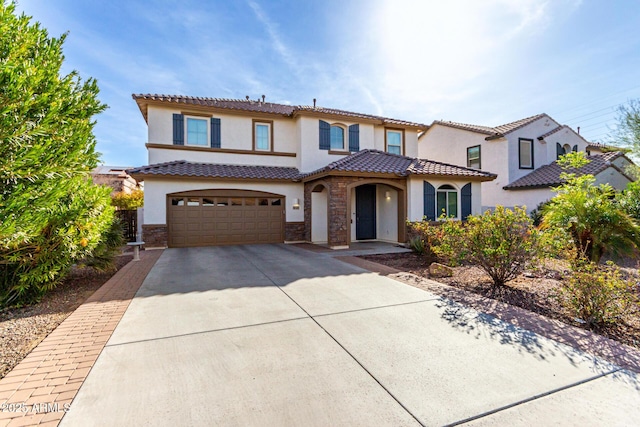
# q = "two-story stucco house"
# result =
<box><xmin>128</xmin><ymin>94</ymin><xmax>496</xmax><ymax>248</ymax></box>
<box><xmin>419</xmin><ymin>113</ymin><xmax>634</xmax><ymax>212</ymax></box>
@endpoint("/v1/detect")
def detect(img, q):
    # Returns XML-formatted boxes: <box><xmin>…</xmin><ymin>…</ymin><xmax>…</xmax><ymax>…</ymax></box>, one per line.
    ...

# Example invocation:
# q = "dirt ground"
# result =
<box><xmin>0</xmin><ymin>254</ymin><xmax>133</xmax><ymax>379</ymax></box>
<box><xmin>361</xmin><ymin>252</ymin><xmax>640</xmax><ymax>349</ymax></box>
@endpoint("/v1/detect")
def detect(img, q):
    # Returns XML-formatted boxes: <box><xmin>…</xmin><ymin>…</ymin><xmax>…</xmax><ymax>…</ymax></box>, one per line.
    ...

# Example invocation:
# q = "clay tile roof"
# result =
<box><xmin>127</xmin><ymin>161</ymin><xmax>301</xmax><ymax>181</ymax></box>
<box><xmin>407</xmin><ymin>158</ymin><xmax>497</xmax><ymax>179</ymax></box>
<box><xmin>132</xmin><ymin>94</ymin><xmax>295</xmax><ymax>117</ymax></box>
<box><xmin>132</xmin><ymin>94</ymin><xmax>428</xmax><ymax>128</ymax></box>
<box><xmin>432</xmin><ymin>113</ymin><xmax>547</xmax><ymax>139</ymax></box>
<box><xmin>504</xmin><ymin>151</ymin><xmax>629</xmax><ymax>190</ymax></box>
<box><xmin>586</xmin><ymin>141</ymin><xmax>621</xmax><ymax>151</ymax></box>
<box><xmin>537</xmin><ymin>125</ymin><xmax>567</xmax><ymax>139</ymax></box>
<box><xmin>302</xmin><ymin>149</ymin><xmax>497</xmax><ymax>181</ymax></box>
<box><xmin>492</xmin><ymin>113</ymin><xmax>546</xmax><ymax>134</ymax></box>
<box><xmin>431</xmin><ymin>120</ymin><xmax>496</xmax><ymax>135</ymax></box>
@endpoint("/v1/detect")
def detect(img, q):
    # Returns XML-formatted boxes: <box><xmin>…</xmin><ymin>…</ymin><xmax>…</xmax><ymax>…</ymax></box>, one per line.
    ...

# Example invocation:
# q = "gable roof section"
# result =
<box><xmin>431</xmin><ymin>113</ymin><xmax>548</xmax><ymax>140</ymax></box>
<box><xmin>127</xmin><ymin>161</ymin><xmax>301</xmax><ymax>182</ymax></box>
<box><xmin>301</xmin><ymin>149</ymin><xmax>497</xmax><ymax>181</ymax></box>
<box><xmin>503</xmin><ymin>151</ymin><xmax>633</xmax><ymax>190</ymax></box>
<box><xmin>132</xmin><ymin>94</ymin><xmax>428</xmax><ymax>129</ymax></box>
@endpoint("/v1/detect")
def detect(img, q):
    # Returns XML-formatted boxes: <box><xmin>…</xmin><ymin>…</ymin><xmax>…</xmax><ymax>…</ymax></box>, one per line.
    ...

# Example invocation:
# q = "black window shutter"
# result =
<box><xmin>173</xmin><ymin>114</ymin><xmax>184</xmax><ymax>145</ymax></box>
<box><xmin>319</xmin><ymin>120</ymin><xmax>330</xmax><ymax>150</ymax></box>
<box><xmin>348</xmin><ymin>124</ymin><xmax>360</xmax><ymax>152</ymax></box>
<box><xmin>211</xmin><ymin>118</ymin><xmax>221</xmax><ymax>148</ymax></box>
<box><xmin>461</xmin><ymin>183</ymin><xmax>472</xmax><ymax>220</ymax></box>
<box><xmin>572</xmin><ymin>144</ymin><xmax>578</xmax><ymax>152</ymax></box>
<box><xmin>423</xmin><ymin>181</ymin><xmax>436</xmax><ymax>221</ymax></box>
<box><xmin>556</xmin><ymin>142</ymin><xmax>563</xmax><ymax>160</ymax></box>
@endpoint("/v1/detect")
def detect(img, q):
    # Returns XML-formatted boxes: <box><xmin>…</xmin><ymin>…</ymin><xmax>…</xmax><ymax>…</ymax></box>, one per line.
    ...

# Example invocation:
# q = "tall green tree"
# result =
<box><xmin>611</xmin><ymin>99</ymin><xmax>640</xmax><ymax>151</ymax></box>
<box><xmin>0</xmin><ymin>2</ymin><xmax>113</xmax><ymax>305</ymax></box>
<box><xmin>542</xmin><ymin>152</ymin><xmax>640</xmax><ymax>263</ymax></box>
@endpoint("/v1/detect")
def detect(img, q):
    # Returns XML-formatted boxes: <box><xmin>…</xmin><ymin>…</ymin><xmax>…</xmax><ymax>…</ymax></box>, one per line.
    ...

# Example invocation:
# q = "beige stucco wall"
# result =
<box><xmin>418</xmin><ymin>125</ymin><xmax>487</xmax><ymax>166</ymax></box>
<box><xmin>143</xmin><ymin>178</ymin><xmax>304</xmax><ymax>225</ymax></box>
<box><xmin>147</xmin><ymin>106</ymin><xmax>298</xmax><ymax>166</ymax></box>
<box><xmin>297</xmin><ymin>116</ymin><xmax>379</xmax><ymax>173</ymax></box>
<box><xmin>594</xmin><ymin>168</ymin><xmax>633</xmax><ymax>190</ymax></box>
<box><xmin>147</xmin><ymin>147</ymin><xmax>298</xmax><ymax>167</ymax></box>
<box><xmin>376</xmin><ymin>184</ymin><xmax>398</xmax><ymax>242</ymax></box>
<box><xmin>505</xmin><ymin>116</ymin><xmax>560</xmax><ymax>185</ymax></box>
<box><xmin>406</xmin><ymin>176</ymin><xmax>482</xmax><ymax>221</ymax></box>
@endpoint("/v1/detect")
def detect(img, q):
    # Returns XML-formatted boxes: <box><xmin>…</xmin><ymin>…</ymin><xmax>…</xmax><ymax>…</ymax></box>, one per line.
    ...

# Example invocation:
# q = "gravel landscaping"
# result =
<box><xmin>0</xmin><ymin>254</ymin><xmax>133</xmax><ymax>379</ymax></box>
<box><xmin>361</xmin><ymin>252</ymin><xmax>640</xmax><ymax>349</ymax></box>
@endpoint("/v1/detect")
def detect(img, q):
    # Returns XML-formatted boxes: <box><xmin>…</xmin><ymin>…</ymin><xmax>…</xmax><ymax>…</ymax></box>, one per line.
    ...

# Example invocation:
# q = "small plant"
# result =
<box><xmin>559</xmin><ymin>260</ymin><xmax>638</xmax><ymax>328</ymax></box>
<box><xmin>408</xmin><ymin>236</ymin><xmax>426</xmax><ymax>255</ymax></box>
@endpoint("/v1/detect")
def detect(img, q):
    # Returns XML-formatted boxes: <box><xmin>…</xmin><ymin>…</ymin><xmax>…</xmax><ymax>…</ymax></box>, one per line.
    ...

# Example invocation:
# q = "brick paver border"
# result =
<box><xmin>338</xmin><ymin>255</ymin><xmax>640</xmax><ymax>374</ymax></box>
<box><xmin>0</xmin><ymin>249</ymin><xmax>163</xmax><ymax>427</ymax></box>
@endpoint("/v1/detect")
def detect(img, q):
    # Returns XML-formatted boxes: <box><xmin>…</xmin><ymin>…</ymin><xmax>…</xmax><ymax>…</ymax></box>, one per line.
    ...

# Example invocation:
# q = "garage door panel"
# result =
<box><xmin>168</xmin><ymin>194</ymin><xmax>284</xmax><ymax>247</ymax></box>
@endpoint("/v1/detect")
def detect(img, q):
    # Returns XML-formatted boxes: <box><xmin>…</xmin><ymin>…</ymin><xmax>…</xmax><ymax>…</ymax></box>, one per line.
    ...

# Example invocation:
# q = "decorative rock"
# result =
<box><xmin>429</xmin><ymin>262</ymin><xmax>453</xmax><ymax>278</ymax></box>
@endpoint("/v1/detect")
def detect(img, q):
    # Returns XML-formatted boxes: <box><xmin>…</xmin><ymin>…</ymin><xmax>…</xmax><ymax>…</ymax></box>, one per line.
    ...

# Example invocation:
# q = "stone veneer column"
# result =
<box><xmin>142</xmin><ymin>224</ymin><xmax>168</xmax><ymax>248</ymax></box>
<box><xmin>327</xmin><ymin>177</ymin><xmax>350</xmax><ymax>247</ymax></box>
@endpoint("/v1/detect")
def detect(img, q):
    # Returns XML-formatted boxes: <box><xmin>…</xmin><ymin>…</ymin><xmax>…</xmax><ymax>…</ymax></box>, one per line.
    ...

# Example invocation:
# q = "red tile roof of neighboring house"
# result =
<box><xmin>586</xmin><ymin>141</ymin><xmax>623</xmax><ymax>151</ymax></box>
<box><xmin>503</xmin><ymin>151</ymin><xmax>632</xmax><ymax>190</ymax></box>
<box><xmin>132</xmin><ymin>94</ymin><xmax>428</xmax><ymax>128</ymax></box>
<box><xmin>128</xmin><ymin>150</ymin><xmax>497</xmax><ymax>182</ymax></box>
<box><xmin>302</xmin><ymin>149</ymin><xmax>497</xmax><ymax>181</ymax></box>
<box><xmin>127</xmin><ymin>161</ymin><xmax>301</xmax><ymax>181</ymax></box>
<box><xmin>432</xmin><ymin>113</ymin><xmax>548</xmax><ymax>140</ymax></box>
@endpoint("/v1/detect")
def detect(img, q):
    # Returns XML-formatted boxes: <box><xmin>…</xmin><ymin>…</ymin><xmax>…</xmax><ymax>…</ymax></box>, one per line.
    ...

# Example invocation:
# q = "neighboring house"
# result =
<box><xmin>128</xmin><ymin>94</ymin><xmax>496</xmax><ymax>249</ymax></box>
<box><xmin>419</xmin><ymin>113</ymin><xmax>634</xmax><ymax>212</ymax></box>
<box><xmin>91</xmin><ymin>165</ymin><xmax>139</xmax><ymax>196</ymax></box>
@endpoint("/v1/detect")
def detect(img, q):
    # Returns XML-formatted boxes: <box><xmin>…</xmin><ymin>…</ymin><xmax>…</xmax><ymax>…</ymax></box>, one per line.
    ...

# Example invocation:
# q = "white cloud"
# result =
<box><xmin>338</xmin><ymin>0</ymin><xmax>583</xmax><ymax>123</ymax></box>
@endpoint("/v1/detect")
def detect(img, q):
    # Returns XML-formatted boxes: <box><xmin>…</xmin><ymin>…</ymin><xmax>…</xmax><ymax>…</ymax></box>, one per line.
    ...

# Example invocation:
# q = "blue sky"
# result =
<box><xmin>16</xmin><ymin>0</ymin><xmax>640</xmax><ymax>167</ymax></box>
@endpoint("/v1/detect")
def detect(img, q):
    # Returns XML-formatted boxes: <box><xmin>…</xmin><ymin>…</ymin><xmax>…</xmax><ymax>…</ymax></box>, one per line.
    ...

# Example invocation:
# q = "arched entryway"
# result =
<box><xmin>346</xmin><ymin>179</ymin><xmax>406</xmax><ymax>245</ymax></box>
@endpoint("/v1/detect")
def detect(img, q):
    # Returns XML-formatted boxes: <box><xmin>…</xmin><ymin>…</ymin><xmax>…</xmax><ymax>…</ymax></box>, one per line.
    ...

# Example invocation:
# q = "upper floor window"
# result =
<box><xmin>186</xmin><ymin>117</ymin><xmax>208</xmax><ymax>146</ymax></box>
<box><xmin>330</xmin><ymin>125</ymin><xmax>345</xmax><ymax>150</ymax></box>
<box><xmin>519</xmin><ymin>138</ymin><xmax>534</xmax><ymax>169</ymax></box>
<box><xmin>437</xmin><ymin>184</ymin><xmax>457</xmax><ymax>218</ymax></box>
<box><xmin>556</xmin><ymin>143</ymin><xmax>577</xmax><ymax>160</ymax></box>
<box><xmin>173</xmin><ymin>114</ymin><xmax>220</xmax><ymax>148</ymax></box>
<box><xmin>467</xmin><ymin>145</ymin><xmax>481</xmax><ymax>169</ymax></box>
<box><xmin>253</xmin><ymin>120</ymin><xmax>273</xmax><ymax>151</ymax></box>
<box><xmin>386</xmin><ymin>129</ymin><xmax>403</xmax><ymax>155</ymax></box>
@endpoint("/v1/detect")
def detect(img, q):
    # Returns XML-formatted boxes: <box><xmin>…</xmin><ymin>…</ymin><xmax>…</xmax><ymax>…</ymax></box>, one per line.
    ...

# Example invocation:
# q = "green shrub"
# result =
<box><xmin>559</xmin><ymin>260</ymin><xmax>638</xmax><ymax>328</ymax></box>
<box><xmin>0</xmin><ymin>4</ymin><xmax>109</xmax><ymax>306</ymax></box>
<box><xmin>542</xmin><ymin>152</ymin><xmax>640</xmax><ymax>263</ymax></box>
<box><xmin>82</xmin><ymin>218</ymin><xmax>125</xmax><ymax>272</ymax></box>
<box><xmin>433</xmin><ymin>206</ymin><xmax>540</xmax><ymax>287</ymax></box>
<box><xmin>112</xmin><ymin>189</ymin><xmax>144</xmax><ymax>210</ymax></box>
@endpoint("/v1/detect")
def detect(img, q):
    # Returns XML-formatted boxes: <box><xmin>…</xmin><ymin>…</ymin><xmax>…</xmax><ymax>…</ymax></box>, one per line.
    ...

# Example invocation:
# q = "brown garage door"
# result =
<box><xmin>167</xmin><ymin>190</ymin><xmax>284</xmax><ymax>248</ymax></box>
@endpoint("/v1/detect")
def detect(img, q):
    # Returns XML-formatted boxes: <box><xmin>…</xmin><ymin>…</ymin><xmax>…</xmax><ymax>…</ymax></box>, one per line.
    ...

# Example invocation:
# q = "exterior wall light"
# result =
<box><xmin>293</xmin><ymin>198</ymin><xmax>300</xmax><ymax>209</ymax></box>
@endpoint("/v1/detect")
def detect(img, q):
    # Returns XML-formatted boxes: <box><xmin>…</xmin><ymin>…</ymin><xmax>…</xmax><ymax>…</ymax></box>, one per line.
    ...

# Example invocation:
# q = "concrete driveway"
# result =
<box><xmin>62</xmin><ymin>244</ymin><xmax>640</xmax><ymax>426</ymax></box>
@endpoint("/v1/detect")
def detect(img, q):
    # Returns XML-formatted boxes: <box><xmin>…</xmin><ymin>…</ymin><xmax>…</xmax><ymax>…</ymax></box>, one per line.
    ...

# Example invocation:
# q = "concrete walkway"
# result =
<box><xmin>60</xmin><ymin>244</ymin><xmax>640</xmax><ymax>426</ymax></box>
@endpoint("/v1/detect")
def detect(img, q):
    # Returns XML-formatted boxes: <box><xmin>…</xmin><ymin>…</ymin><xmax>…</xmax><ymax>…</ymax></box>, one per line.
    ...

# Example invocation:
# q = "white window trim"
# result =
<box><xmin>254</xmin><ymin>122</ymin><xmax>272</xmax><ymax>151</ymax></box>
<box><xmin>467</xmin><ymin>145</ymin><xmax>481</xmax><ymax>169</ymax></box>
<box><xmin>185</xmin><ymin>116</ymin><xmax>209</xmax><ymax>147</ymax></box>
